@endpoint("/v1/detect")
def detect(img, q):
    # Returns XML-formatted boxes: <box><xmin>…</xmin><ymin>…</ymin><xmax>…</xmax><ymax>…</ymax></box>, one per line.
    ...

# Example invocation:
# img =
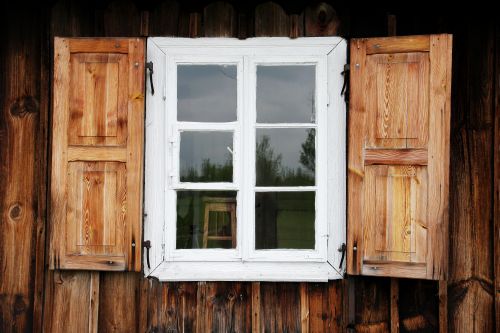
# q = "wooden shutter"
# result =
<box><xmin>50</xmin><ymin>38</ymin><xmax>145</xmax><ymax>271</ymax></box>
<box><xmin>347</xmin><ymin>35</ymin><xmax>452</xmax><ymax>279</ymax></box>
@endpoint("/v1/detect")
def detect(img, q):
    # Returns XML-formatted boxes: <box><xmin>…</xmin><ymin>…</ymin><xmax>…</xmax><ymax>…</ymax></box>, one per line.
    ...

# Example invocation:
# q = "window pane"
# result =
<box><xmin>178</xmin><ymin>65</ymin><xmax>237</xmax><ymax>122</ymax></box>
<box><xmin>257</xmin><ymin>65</ymin><xmax>315</xmax><ymax>123</ymax></box>
<box><xmin>256</xmin><ymin>128</ymin><xmax>315</xmax><ymax>186</ymax></box>
<box><xmin>180</xmin><ymin>131</ymin><xmax>233</xmax><ymax>182</ymax></box>
<box><xmin>177</xmin><ymin>191</ymin><xmax>237</xmax><ymax>249</ymax></box>
<box><xmin>255</xmin><ymin>192</ymin><xmax>315</xmax><ymax>249</ymax></box>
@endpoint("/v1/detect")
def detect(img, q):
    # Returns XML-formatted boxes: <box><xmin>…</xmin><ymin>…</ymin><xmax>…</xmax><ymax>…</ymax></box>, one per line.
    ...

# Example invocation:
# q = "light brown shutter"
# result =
<box><xmin>50</xmin><ymin>38</ymin><xmax>145</xmax><ymax>271</ymax></box>
<box><xmin>347</xmin><ymin>35</ymin><xmax>452</xmax><ymax>279</ymax></box>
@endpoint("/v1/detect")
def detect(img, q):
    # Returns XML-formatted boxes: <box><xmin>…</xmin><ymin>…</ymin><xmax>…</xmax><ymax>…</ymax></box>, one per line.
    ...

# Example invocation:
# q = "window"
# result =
<box><xmin>144</xmin><ymin>38</ymin><xmax>346</xmax><ymax>281</ymax></box>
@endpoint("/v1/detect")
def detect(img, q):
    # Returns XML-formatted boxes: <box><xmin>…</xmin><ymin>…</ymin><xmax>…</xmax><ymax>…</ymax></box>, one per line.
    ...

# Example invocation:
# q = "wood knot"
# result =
<box><xmin>10</xmin><ymin>96</ymin><xmax>39</xmax><ymax>117</ymax></box>
<box><xmin>14</xmin><ymin>294</ymin><xmax>27</xmax><ymax>315</ymax></box>
<box><xmin>9</xmin><ymin>202</ymin><xmax>23</xmax><ymax>221</ymax></box>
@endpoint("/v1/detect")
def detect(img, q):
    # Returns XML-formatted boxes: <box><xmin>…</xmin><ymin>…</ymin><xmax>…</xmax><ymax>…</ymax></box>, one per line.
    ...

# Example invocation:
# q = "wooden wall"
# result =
<box><xmin>0</xmin><ymin>1</ymin><xmax>498</xmax><ymax>332</ymax></box>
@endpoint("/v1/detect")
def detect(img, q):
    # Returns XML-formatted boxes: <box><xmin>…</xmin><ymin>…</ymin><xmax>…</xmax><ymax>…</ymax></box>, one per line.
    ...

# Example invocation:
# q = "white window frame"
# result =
<box><xmin>144</xmin><ymin>37</ymin><xmax>346</xmax><ymax>282</ymax></box>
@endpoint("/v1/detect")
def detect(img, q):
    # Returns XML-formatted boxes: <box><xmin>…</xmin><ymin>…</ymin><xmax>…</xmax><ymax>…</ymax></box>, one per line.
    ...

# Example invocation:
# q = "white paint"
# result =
<box><xmin>145</xmin><ymin>37</ymin><xmax>347</xmax><ymax>281</ymax></box>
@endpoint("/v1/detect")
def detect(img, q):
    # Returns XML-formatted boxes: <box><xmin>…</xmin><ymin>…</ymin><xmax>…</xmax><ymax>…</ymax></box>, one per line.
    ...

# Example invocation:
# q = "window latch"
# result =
<box><xmin>143</xmin><ymin>240</ymin><xmax>151</xmax><ymax>269</ymax></box>
<box><xmin>146</xmin><ymin>61</ymin><xmax>154</xmax><ymax>95</ymax></box>
<box><xmin>338</xmin><ymin>243</ymin><xmax>346</xmax><ymax>269</ymax></box>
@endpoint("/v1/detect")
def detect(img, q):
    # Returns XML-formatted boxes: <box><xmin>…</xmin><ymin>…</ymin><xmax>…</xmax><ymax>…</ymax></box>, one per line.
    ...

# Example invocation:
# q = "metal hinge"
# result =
<box><xmin>146</xmin><ymin>61</ymin><xmax>154</xmax><ymax>95</ymax></box>
<box><xmin>338</xmin><ymin>243</ymin><xmax>346</xmax><ymax>269</ymax></box>
<box><xmin>341</xmin><ymin>64</ymin><xmax>350</xmax><ymax>104</ymax></box>
<box><xmin>143</xmin><ymin>240</ymin><xmax>151</xmax><ymax>269</ymax></box>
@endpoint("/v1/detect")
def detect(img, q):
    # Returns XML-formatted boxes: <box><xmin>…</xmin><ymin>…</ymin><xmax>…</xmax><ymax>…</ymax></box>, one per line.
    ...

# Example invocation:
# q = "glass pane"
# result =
<box><xmin>177</xmin><ymin>191</ymin><xmax>237</xmax><ymax>249</ymax></box>
<box><xmin>257</xmin><ymin>65</ymin><xmax>315</xmax><ymax>123</ymax></box>
<box><xmin>180</xmin><ymin>131</ymin><xmax>233</xmax><ymax>182</ymax></box>
<box><xmin>178</xmin><ymin>65</ymin><xmax>237</xmax><ymax>122</ymax></box>
<box><xmin>255</xmin><ymin>192</ymin><xmax>315</xmax><ymax>249</ymax></box>
<box><xmin>256</xmin><ymin>128</ymin><xmax>315</xmax><ymax>186</ymax></box>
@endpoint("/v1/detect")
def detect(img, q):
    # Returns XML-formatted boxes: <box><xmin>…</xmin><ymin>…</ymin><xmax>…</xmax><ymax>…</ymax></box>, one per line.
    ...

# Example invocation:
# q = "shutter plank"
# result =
<box><xmin>348</xmin><ymin>35</ymin><xmax>452</xmax><ymax>280</ymax></box>
<box><xmin>50</xmin><ymin>38</ymin><xmax>145</xmax><ymax>271</ymax></box>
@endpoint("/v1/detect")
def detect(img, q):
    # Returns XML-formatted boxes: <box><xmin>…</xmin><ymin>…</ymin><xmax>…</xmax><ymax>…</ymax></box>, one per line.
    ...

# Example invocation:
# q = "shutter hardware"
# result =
<box><xmin>143</xmin><ymin>240</ymin><xmax>151</xmax><ymax>269</ymax></box>
<box><xmin>341</xmin><ymin>64</ymin><xmax>350</xmax><ymax>104</ymax></box>
<box><xmin>146</xmin><ymin>61</ymin><xmax>154</xmax><ymax>95</ymax></box>
<box><xmin>338</xmin><ymin>243</ymin><xmax>346</xmax><ymax>269</ymax></box>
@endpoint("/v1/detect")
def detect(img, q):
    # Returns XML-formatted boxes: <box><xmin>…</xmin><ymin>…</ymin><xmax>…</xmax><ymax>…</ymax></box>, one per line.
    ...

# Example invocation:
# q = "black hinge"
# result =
<box><xmin>338</xmin><ymin>243</ymin><xmax>346</xmax><ymax>269</ymax></box>
<box><xmin>143</xmin><ymin>240</ymin><xmax>151</xmax><ymax>269</ymax></box>
<box><xmin>341</xmin><ymin>64</ymin><xmax>349</xmax><ymax>104</ymax></box>
<box><xmin>146</xmin><ymin>61</ymin><xmax>154</xmax><ymax>95</ymax></box>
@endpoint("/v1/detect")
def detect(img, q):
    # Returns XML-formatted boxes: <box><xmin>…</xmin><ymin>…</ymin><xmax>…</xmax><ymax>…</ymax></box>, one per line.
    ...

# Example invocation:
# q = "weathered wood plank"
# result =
<box><xmin>364</xmin><ymin>149</ymin><xmax>428</xmax><ymax>166</ymax></box>
<box><xmin>448</xmin><ymin>22</ymin><xmax>495</xmax><ymax>332</ymax></box>
<box><xmin>0</xmin><ymin>5</ymin><xmax>43</xmax><ymax>332</ymax></box>
<box><xmin>495</xmin><ymin>18</ymin><xmax>500</xmax><ymax>333</ymax></box>
<box><xmin>260</xmin><ymin>283</ymin><xmax>301</xmax><ymax>333</ymax></box>
<box><xmin>149</xmin><ymin>1</ymin><xmax>180</xmax><ymax>36</ymax></box>
<box><xmin>42</xmin><ymin>271</ymin><xmax>92</xmax><ymax>333</ymax></box>
<box><xmin>204</xmin><ymin>2</ymin><xmax>237</xmax><ymax>37</ymax></box>
<box><xmin>254</xmin><ymin>2</ymin><xmax>289</xmax><ymax>37</ymax></box>
<box><xmin>355</xmin><ymin>278</ymin><xmax>390</xmax><ymax>333</ymax></box>
<box><xmin>88</xmin><ymin>272</ymin><xmax>99</xmax><ymax>333</ymax></box>
<box><xmin>252</xmin><ymin>282</ymin><xmax>260</xmax><ymax>333</ymax></box>
<box><xmin>102</xmin><ymin>0</ymin><xmax>141</xmax><ymax>37</ymax></box>
<box><xmin>98</xmin><ymin>273</ymin><xmax>142</xmax><ymax>333</ymax></box>
<box><xmin>308</xmin><ymin>283</ymin><xmax>324</xmax><ymax>333</ymax></box>
<box><xmin>304</xmin><ymin>3</ymin><xmax>339</xmax><ymax>36</ymax></box>
<box><xmin>299</xmin><ymin>283</ymin><xmax>309</xmax><ymax>332</ymax></box>
<box><xmin>390</xmin><ymin>279</ymin><xmax>399</xmax><ymax>333</ymax></box>
<box><xmin>366</xmin><ymin>36</ymin><xmax>430</xmax><ymax>54</ymax></box>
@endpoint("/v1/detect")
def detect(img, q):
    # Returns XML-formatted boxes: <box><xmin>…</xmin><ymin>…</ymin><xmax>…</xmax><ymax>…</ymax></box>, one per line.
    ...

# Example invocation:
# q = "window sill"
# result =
<box><xmin>146</xmin><ymin>261</ymin><xmax>343</xmax><ymax>282</ymax></box>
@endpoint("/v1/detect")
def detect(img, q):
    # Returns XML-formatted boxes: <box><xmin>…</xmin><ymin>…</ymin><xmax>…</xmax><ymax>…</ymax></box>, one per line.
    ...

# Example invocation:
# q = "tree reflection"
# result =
<box><xmin>256</xmin><ymin>134</ymin><xmax>315</xmax><ymax>186</ymax></box>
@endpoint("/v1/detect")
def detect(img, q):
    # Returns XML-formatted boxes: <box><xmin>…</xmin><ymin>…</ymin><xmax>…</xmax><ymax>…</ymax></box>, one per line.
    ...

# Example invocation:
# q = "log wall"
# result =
<box><xmin>0</xmin><ymin>1</ymin><xmax>498</xmax><ymax>332</ymax></box>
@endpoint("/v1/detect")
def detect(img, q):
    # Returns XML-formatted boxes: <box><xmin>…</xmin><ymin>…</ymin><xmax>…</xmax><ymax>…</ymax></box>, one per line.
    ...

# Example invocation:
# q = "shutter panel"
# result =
<box><xmin>50</xmin><ymin>38</ymin><xmax>145</xmax><ymax>271</ymax></box>
<box><xmin>347</xmin><ymin>35</ymin><xmax>452</xmax><ymax>279</ymax></box>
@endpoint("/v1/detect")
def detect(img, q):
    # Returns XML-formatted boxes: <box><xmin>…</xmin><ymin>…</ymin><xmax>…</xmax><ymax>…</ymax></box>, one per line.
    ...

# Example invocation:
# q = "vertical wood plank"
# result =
<box><xmin>304</xmin><ymin>3</ymin><xmax>340</xmax><ymax>36</ymax></box>
<box><xmin>438</xmin><ymin>280</ymin><xmax>447</xmax><ymax>333</ymax></box>
<box><xmin>0</xmin><ymin>5</ymin><xmax>43</xmax><ymax>332</ymax></box>
<box><xmin>347</xmin><ymin>38</ymin><xmax>367</xmax><ymax>275</ymax></box>
<box><xmin>88</xmin><ymin>272</ymin><xmax>99</xmax><ymax>333</ymax></box>
<box><xmin>495</xmin><ymin>18</ymin><xmax>500</xmax><ymax>333</ymax></box>
<box><xmin>252</xmin><ymin>282</ymin><xmax>260</xmax><ymax>333</ymax></box>
<box><xmin>42</xmin><ymin>272</ymin><xmax>92</xmax><ymax>333</ymax></box>
<box><xmin>448</xmin><ymin>23</ymin><xmax>495</xmax><ymax>332</ymax></box>
<box><xmin>101</xmin><ymin>0</ymin><xmax>141</xmax><ymax>37</ymax></box>
<box><xmin>254</xmin><ymin>2</ymin><xmax>289</xmax><ymax>37</ymax></box>
<box><xmin>308</xmin><ymin>283</ymin><xmax>325</xmax><ymax>333</ymax></box>
<box><xmin>98</xmin><ymin>273</ymin><xmax>142</xmax><ymax>333</ymax></box>
<box><xmin>149</xmin><ymin>1</ymin><xmax>180</xmax><ymax>36</ymax></box>
<box><xmin>390</xmin><ymin>279</ymin><xmax>399</xmax><ymax>333</ymax></box>
<box><xmin>204</xmin><ymin>2</ymin><xmax>237</xmax><ymax>37</ymax></box>
<box><xmin>300</xmin><ymin>283</ymin><xmax>309</xmax><ymax>332</ymax></box>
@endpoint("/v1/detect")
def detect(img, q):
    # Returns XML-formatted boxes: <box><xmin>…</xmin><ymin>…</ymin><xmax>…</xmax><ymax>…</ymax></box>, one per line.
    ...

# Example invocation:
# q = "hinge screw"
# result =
<box><xmin>132</xmin><ymin>242</ymin><xmax>136</xmax><ymax>247</ymax></box>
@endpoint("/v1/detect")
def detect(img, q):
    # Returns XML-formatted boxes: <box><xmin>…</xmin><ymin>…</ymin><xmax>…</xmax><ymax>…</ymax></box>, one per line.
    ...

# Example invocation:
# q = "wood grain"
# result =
<box><xmin>304</xmin><ymin>3</ymin><xmax>339</xmax><ymax>37</ymax></box>
<box><xmin>348</xmin><ymin>35</ymin><xmax>451</xmax><ymax>280</ymax></box>
<box><xmin>254</xmin><ymin>2</ymin><xmax>289</xmax><ymax>37</ymax></box>
<box><xmin>49</xmin><ymin>38</ymin><xmax>144</xmax><ymax>271</ymax></box>
<box><xmin>204</xmin><ymin>2</ymin><xmax>237</xmax><ymax>37</ymax></box>
<box><xmin>364</xmin><ymin>149</ymin><xmax>427</xmax><ymax>165</ymax></box>
<box><xmin>0</xmin><ymin>3</ymin><xmax>496</xmax><ymax>333</ymax></box>
<box><xmin>366</xmin><ymin>35</ymin><xmax>430</xmax><ymax>54</ymax></box>
<box><xmin>0</xmin><ymin>6</ymin><xmax>43</xmax><ymax>332</ymax></box>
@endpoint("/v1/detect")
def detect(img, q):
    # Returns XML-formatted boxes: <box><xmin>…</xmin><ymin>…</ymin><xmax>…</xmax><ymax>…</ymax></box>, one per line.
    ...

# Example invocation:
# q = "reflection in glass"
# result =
<box><xmin>255</xmin><ymin>192</ymin><xmax>315</xmax><ymax>249</ymax></box>
<box><xmin>256</xmin><ymin>128</ymin><xmax>315</xmax><ymax>186</ymax></box>
<box><xmin>177</xmin><ymin>191</ymin><xmax>237</xmax><ymax>249</ymax></box>
<box><xmin>178</xmin><ymin>65</ymin><xmax>237</xmax><ymax>122</ymax></box>
<box><xmin>180</xmin><ymin>131</ymin><xmax>233</xmax><ymax>182</ymax></box>
<box><xmin>257</xmin><ymin>65</ymin><xmax>315</xmax><ymax>123</ymax></box>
